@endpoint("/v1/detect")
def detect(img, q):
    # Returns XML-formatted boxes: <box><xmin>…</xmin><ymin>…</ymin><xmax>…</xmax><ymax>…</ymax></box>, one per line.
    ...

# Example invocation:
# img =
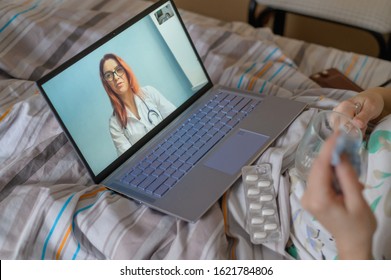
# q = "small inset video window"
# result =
<box><xmin>154</xmin><ymin>4</ymin><xmax>174</xmax><ymax>25</ymax></box>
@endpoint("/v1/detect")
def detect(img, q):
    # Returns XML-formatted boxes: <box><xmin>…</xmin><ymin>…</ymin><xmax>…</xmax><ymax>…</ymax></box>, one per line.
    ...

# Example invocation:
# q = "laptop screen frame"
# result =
<box><xmin>36</xmin><ymin>0</ymin><xmax>213</xmax><ymax>183</ymax></box>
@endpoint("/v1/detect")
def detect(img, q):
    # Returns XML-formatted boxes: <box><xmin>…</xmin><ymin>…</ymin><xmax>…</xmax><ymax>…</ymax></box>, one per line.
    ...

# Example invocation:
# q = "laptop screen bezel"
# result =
<box><xmin>36</xmin><ymin>0</ymin><xmax>213</xmax><ymax>183</ymax></box>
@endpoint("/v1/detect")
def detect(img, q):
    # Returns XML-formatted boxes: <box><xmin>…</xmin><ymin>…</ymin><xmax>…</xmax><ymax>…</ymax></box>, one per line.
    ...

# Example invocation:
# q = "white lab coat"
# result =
<box><xmin>109</xmin><ymin>86</ymin><xmax>176</xmax><ymax>155</ymax></box>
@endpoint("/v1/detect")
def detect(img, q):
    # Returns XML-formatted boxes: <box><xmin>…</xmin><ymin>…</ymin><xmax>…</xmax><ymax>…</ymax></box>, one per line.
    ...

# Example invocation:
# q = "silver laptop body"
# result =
<box><xmin>37</xmin><ymin>0</ymin><xmax>306</xmax><ymax>222</ymax></box>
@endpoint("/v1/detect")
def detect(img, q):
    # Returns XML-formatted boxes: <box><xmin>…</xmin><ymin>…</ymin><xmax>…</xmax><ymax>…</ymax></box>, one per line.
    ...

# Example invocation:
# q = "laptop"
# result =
<box><xmin>37</xmin><ymin>0</ymin><xmax>306</xmax><ymax>222</ymax></box>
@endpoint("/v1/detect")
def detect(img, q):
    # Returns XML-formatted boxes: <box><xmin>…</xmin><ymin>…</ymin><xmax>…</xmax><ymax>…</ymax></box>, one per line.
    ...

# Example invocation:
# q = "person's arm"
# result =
<box><xmin>334</xmin><ymin>87</ymin><xmax>391</xmax><ymax>133</ymax></box>
<box><xmin>109</xmin><ymin>117</ymin><xmax>132</xmax><ymax>156</ymax></box>
<box><xmin>301</xmin><ymin>133</ymin><xmax>376</xmax><ymax>259</ymax></box>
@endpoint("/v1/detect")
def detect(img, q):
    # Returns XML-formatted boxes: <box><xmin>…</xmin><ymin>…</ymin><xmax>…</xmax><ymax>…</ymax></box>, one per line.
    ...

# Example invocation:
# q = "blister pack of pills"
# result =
<box><xmin>242</xmin><ymin>163</ymin><xmax>281</xmax><ymax>244</ymax></box>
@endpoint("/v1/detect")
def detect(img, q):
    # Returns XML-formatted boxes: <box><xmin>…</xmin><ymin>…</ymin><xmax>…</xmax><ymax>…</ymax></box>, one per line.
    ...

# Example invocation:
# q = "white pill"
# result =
<box><xmin>249</xmin><ymin>203</ymin><xmax>262</xmax><ymax>210</ymax></box>
<box><xmin>258</xmin><ymin>180</ymin><xmax>271</xmax><ymax>187</ymax></box>
<box><xmin>245</xmin><ymin>174</ymin><xmax>258</xmax><ymax>182</ymax></box>
<box><xmin>262</xmin><ymin>209</ymin><xmax>276</xmax><ymax>216</ymax></box>
<box><xmin>247</xmin><ymin>187</ymin><xmax>260</xmax><ymax>196</ymax></box>
<box><xmin>260</xmin><ymin>194</ymin><xmax>273</xmax><ymax>201</ymax></box>
<box><xmin>251</xmin><ymin>217</ymin><xmax>265</xmax><ymax>225</ymax></box>
<box><xmin>264</xmin><ymin>223</ymin><xmax>278</xmax><ymax>230</ymax></box>
<box><xmin>253</xmin><ymin>231</ymin><xmax>267</xmax><ymax>239</ymax></box>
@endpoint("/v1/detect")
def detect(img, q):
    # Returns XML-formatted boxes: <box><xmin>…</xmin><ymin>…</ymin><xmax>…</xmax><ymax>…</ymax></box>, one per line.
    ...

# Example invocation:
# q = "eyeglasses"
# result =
<box><xmin>104</xmin><ymin>66</ymin><xmax>125</xmax><ymax>81</ymax></box>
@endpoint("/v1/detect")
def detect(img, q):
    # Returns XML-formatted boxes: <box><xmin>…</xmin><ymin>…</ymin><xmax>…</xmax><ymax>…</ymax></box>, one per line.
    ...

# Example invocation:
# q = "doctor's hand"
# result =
<box><xmin>301</xmin><ymin>133</ymin><xmax>376</xmax><ymax>259</ymax></box>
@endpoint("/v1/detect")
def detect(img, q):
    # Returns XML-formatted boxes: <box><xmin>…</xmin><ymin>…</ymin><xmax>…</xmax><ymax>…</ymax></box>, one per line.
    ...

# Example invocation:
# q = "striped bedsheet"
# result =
<box><xmin>0</xmin><ymin>0</ymin><xmax>390</xmax><ymax>259</ymax></box>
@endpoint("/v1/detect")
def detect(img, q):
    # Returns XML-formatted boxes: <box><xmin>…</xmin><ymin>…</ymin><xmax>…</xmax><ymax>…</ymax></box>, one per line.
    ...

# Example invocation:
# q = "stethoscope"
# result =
<box><xmin>140</xmin><ymin>97</ymin><xmax>161</xmax><ymax>126</ymax></box>
<box><xmin>120</xmin><ymin>95</ymin><xmax>162</xmax><ymax>145</ymax></box>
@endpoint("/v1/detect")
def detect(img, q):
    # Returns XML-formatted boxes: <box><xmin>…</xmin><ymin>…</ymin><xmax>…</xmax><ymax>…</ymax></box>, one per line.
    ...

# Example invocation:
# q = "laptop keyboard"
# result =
<box><xmin>119</xmin><ymin>91</ymin><xmax>261</xmax><ymax>197</ymax></box>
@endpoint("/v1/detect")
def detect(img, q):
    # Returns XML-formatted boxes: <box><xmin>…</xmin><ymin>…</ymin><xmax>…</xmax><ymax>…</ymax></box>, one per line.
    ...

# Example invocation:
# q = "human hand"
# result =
<box><xmin>301</xmin><ymin>133</ymin><xmax>376</xmax><ymax>259</ymax></box>
<box><xmin>333</xmin><ymin>87</ymin><xmax>387</xmax><ymax>133</ymax></box>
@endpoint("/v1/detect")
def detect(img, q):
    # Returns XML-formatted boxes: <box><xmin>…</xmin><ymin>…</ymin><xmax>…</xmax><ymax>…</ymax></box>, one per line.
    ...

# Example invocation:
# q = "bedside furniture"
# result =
<box><xmin>248</xmin><ymin>0</ymin><xmax>391</xmax><ymax>60</ymax></box>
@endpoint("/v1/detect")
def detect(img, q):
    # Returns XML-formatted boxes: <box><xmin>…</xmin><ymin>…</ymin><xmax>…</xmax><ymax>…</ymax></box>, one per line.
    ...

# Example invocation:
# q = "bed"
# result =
<box><xmin>1</xmin><ymin>0</ymin><xmax>390</xmax><ymax>260</ymax></box>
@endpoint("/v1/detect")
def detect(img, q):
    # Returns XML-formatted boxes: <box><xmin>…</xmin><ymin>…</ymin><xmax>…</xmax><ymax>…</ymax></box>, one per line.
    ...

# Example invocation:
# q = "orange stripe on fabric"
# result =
<box><xmin>344</xmin><ymin>54</ymin><xmax>359</xmax><ymax>76</ymax></box>
<box><xmin>247</xmin><ymin>61</ymin><xmax>273</xmax><ymax>91</ymax></box>
<box><xmin>276</xmin><ymin>54</ymin><xmax>287</xmax><ymax>63</ymax></box>
<box><xmin>0</xmin><ymin>107</ymin><xmax>12</xmax><ymax>122</ymax></box>
<box><xmin>14</xmin><ymin>0</ymin><xmax>35</xmax><ymax>14</ymax></box>
<box><xmin>55</xmin><ymin>186</ymin><xmax>107</xmax><ymax>259</ymax></box>
<box><xmin>23</xmin><ymin>0</ymin><xmax>34</xmax><ymax>5</ymax></box>
<box><xmin>222</xmin><ymin>193</ymin><xmax>229</xmax><ymax>233</ymax></box>
<box><xmin>56</xmin><ymin>224</ymin><xmax>72</xmax><ymax>260</ymax></box>
<box><xmin>222</xmin><ymin>191</ymin><xmax>237</xmax><ymax>260</ymax></box>
<box><xmin>79</xmin><ymin>186</ymin><xmax>107</xmax><ymax>199</ymax></box>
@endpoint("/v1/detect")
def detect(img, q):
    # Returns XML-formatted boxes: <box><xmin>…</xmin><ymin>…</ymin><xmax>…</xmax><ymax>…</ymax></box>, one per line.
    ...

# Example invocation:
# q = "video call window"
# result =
<box><xmin>154</xmin><ymin>4</ymin><xmax>174</xmax><ymax>25</ymax></box>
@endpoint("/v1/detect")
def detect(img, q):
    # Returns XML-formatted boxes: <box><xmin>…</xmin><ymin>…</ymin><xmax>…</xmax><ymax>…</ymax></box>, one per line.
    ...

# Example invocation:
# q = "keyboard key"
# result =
<box><xmin>201</xmin><ymin>106</ymin><xmax>212</xmax><ymax>114</ymax></box>
<box><xmin>121</xmin><ymin>174</ymin><xmax>135</xmax><ymax>184</ymax></box>
<box><xmin>214</xmin><ymin>92</ymin><xmax>228</xmax><ymax>102</ymax></box>
<box><xmin>160</xmin><ymin>141</ymin><xmax>172</xmax><ymax>150</ymax></box>
<box><xmin>174</xmin><ymin>148</ymin><xmax>186</xmax><ymax>157</ymax></box>
<box><xmin>167</xmin><ymin>154</ymin><xmax>179</xmax><ymax>163</ymax></box>
<box><xmin>172</xmin><ymin>161</ymin><xmax>183</xmax><ymax>170</ymax></box>
<box><xmin>131</xmin><ymin>174</ymin><xmax>147</xmax><ymax>187</ymax></box>
<box><xmin>164</xmin><ymin>177</ymin><xmax>177</xmax><ymax>188</ymax></box>
<box><xmin>179</xmin><ymin>153</ymin><xmax>191</xmax><ymax>163</ymax></box>
<box><xmin>214</xmin><ymin>122</ymin><xmax>225</xmax><ymax>131</ymax></box>
<box><xmin>226</xmin><ymin>118</ymin><xmax>240</xmax><ymax>128</ymax></box>
<box><xmin>192</xmin><ymin>141</ymin><xmax>204</xmax><ymax>149</ymax></box>
<box><xmin>219</xmin><ymin>99</ymin><xmax>230</xmax><ymax>108</ymax></box>
<box><xmin>150</xmin><ymin>160</ymin><xmax>161</xmax><ymax>170</ymax></box>
<box><xmin>188</xmin><ymin>131</ymin><xmax>225</xmax><ymax>165</ymax></box>
<box><xmin>165</xmin><ymin>167</ymin><xmax>176</xmax><ymax>175</ymax></box>
<box><xmin>143</xmin><ymin>167</ymin><xmax>155</xmax><ymax>176</ymax></box>
<box><xmin>230</xmin><ymin>96</ymin><xmax>244</xmax><ymax>107</ymax></box>
<box><xmin>235</xmin><ymin>97</ymin><xmax>252</xmax><ymax>111</ymax></box>
<box><xmin>157</xmin><ymin>153</ymin><xmax>169</xmax><ymax>162</ymax></box>
<box><xmin>207</xmin><ymin>100</ymin><xmax>219</xmax><ymax>108</ymax></box>
<box><xmin>220</xmin><ymin>125</ymin><xmax>231</xmax><ymax>135</ymax></box>
<box><xmin>179</xmin><ymin>163</ymin><xmax>192</xmax><ymax>172</ymax></box>
<box><xmin>152</xmin><ymin>168</ymin><xmax>164</xmax><ymax>177</ymax></box>
<box><xmin>139</xmin><ymin>176</ymin><xmax>157</xmax><ymax>190</ymax></box>
<box><xmin>181</xmin><ymin>142</ymin><xmax>192</xmax><ymax>150</ymax></box>
<box><xmin>145</xmin><ymin>174</ymin><xmax>170</xmax><ymax>194</ymax></box>
<box><xmin>152</xmin><ymin>147</ymin><xmax>165</xmax><ymax>157</ymax></box>
<box><xmin>175</xmin><ymin>128</ymin><xmax>187</xmax><ymax>138</ymax></box>
<box><xmin>154</xmin><ymin>184</ymin><xmax>171</xmax><ymax>197</ymax></box>
<box><xmin>187</xmin><ymin>146</ymin><xmax>198</xmax><ymax>156</ymax></box>
<box><xmin>159</xmin><ymin>161</ymin><xmax>171</xmax><ymax>170</ymax></box>
<box><xmin>139</xmin><ymin>161</ymin><xmax>150</xmax><ymax>169</ymax></box>
<box><xmin>130</xmin><ymin>167</ymin><xmax>143</xmax><ymax>176</ymax></box>
<box><xmin>172</xmin><ymin>170</ymin><xmax>185</xmax><ymax>180</ymax></box>
<box><xmin>179</xmin><ymin>134</ymin><xmax>191</xmax><ymax>144</ymax></box>
<box><xmin>167</xmin><ymin>146</ymin><xmax>177</xmax><ymax>155</ymax></box>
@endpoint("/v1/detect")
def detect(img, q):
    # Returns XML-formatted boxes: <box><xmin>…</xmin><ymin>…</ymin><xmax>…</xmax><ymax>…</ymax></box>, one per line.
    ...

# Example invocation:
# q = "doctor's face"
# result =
<box><xmin>103</xmin><ymin>59</ymin><xmax>130</xmax><ymax>96</ymax></box>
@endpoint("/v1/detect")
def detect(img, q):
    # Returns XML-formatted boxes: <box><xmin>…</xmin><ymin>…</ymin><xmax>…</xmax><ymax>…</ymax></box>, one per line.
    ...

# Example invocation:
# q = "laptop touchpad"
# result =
<box><xmin>204</xmin><ymin>129</ymin><xmax>269</xmax><ymax>175</ymax></box>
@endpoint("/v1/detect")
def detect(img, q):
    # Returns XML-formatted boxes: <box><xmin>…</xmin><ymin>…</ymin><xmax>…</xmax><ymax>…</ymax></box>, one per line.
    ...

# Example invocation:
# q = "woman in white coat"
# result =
<box><xmin>99</xmin><ymin>53</ymin><xmax>176</xmax><ymax>155</ymax></box>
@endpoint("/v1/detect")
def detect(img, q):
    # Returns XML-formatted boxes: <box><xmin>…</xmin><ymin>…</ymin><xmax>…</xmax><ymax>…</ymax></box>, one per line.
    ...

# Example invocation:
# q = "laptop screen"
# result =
<box><xmin>38</xmin><ymin>0</ymin><xmax>210</xmax><ymax>179</ymax></box>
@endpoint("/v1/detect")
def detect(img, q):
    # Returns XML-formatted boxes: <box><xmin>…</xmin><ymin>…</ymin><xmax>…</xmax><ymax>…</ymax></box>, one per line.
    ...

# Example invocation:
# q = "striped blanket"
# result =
<box><xmin>1</xmin><ymin>0</ymin><xmax>390</xmax><ymax>260</ymax></box>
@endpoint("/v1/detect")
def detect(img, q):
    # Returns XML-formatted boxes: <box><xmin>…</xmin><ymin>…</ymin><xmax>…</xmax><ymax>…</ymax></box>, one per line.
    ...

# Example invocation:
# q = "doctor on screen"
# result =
<box><xmin>99</xmin><ymin>53</ymin><xmax>176</xmax><ymax>156</ymax></box>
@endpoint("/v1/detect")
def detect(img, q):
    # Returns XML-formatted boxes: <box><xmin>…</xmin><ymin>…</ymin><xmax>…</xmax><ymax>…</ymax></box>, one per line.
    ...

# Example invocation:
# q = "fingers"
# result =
<box><xmin>315</xmin><ymin>131</ymin><xmax>339</xmax><ymax>167</ymax></box>
<box><xmin>335</xmin><ymin>155</ymin><xmax>366</xmax><ymax>211</ymax></box>
<box><xmin>353</xmin><ymin>104</ymin><xmax>374</xmax><ymax>130</ymax></box>
<box><xmin>334</xmin><ymin>100</ymin><xmax>357</xmax><ymax>119</ymax></box>
<box><xmin>303</xmin><ymin>133</ymin><xmax>339</xmax><ymax>202</ymax></box>
<box><xmin>333</xmin><ymin>99</ymin><xmax>365</xmax><ymax>131</ymax></box>
<box><xmin>334</xmin><ymin>89</ymin><xmax>385</xmax><ymax>131</ymax></box>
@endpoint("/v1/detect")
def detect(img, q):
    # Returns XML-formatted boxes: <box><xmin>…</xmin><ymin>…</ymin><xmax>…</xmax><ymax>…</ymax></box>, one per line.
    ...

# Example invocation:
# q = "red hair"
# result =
<box><xmin>99</xmin><ymin>53</ymin><xmax>142</xmax><ymax>129</ymax></box>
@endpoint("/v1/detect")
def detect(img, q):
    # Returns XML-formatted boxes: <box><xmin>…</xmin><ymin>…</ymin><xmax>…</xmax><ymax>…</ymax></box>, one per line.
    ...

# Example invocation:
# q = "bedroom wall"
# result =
<box><xmin>173</xmin><ymin>0</ymin><xmax>379</xmax><ymax>58</ymax></box>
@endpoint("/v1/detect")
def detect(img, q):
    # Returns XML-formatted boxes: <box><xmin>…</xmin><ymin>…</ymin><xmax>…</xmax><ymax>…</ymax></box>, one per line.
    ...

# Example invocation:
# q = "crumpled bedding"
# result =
<box><xmin>0</xmin><ymin>0</ymin><xmax>390</xmax><ymax>259</ymax></box>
